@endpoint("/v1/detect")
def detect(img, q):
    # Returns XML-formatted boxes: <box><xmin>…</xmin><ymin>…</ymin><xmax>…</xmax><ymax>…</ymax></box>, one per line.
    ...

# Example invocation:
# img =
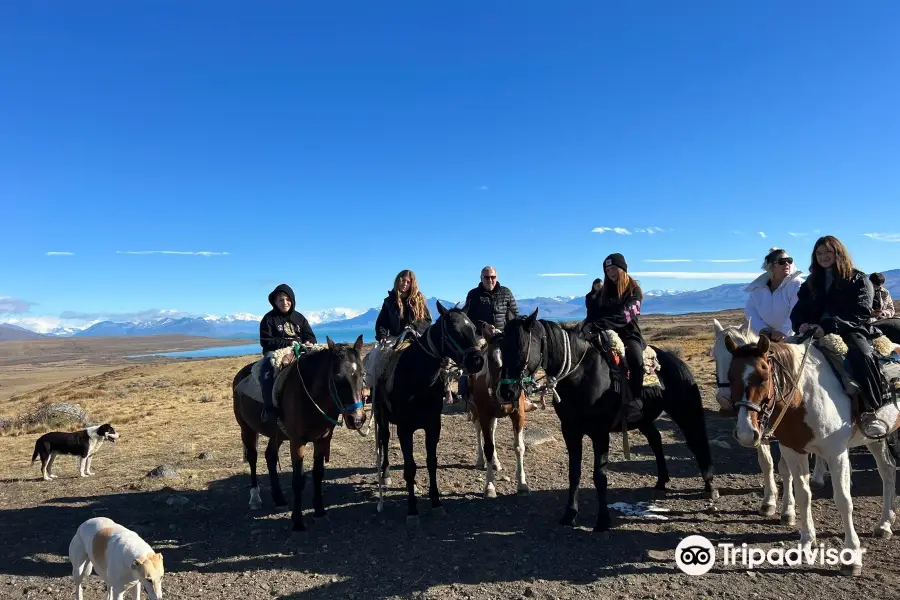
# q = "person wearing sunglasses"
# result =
<box><xmin>744</xmin><ymin>247</ymin><xmax>805</xmax><ymax>342</ymax></box>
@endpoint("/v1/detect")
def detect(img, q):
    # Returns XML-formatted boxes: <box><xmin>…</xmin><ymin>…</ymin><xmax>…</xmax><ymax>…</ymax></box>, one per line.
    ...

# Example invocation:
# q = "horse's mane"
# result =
<box><xmin>558</xmin><ymin>320</ymin><xmax>582</xmax><ymax>332</ymax></box>
<box><xmin>719</xmin><ymin>325</ymin><xmax>759</xmax><ymax>347</ymax></box>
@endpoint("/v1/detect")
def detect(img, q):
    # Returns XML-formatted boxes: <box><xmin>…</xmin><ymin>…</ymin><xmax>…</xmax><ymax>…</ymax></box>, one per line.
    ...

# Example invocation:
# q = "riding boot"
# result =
<box><xmin>844</xmin><ymin>333</ymin><xmax>888</xmax><ymax>439</ymax></box>
<box><xmin>625</xmin><ymin>370</ymin><xmax>644</xmax><ymax>423</ymax></box>
<box><xmin>623</xmin><ymin>339</ymin><xmax>645</xmax><ymax>423</ymax></box>
<box><xmin>260</xmin><ymin>356</ymin><xmax>279</xmax><ymax>424</ymax></box>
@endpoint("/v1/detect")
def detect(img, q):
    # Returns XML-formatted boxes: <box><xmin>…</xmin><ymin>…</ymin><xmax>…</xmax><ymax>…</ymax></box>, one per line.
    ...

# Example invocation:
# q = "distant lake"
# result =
<box><xmin>128</xmin><ymin>326</ymin><xmax>371</xmax><ymax>359</ymax></box>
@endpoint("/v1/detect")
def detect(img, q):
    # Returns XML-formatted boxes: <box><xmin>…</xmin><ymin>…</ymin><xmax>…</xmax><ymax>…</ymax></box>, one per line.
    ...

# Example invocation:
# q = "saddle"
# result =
<box><xmin>365</xmin><ymin>335</ymin><xmax>414</xmax><ymax>397</ymax></box>
<box><xmin>589</xmin><ymin>328</ymin><xmax>663</xmax><ymax>389</ymax></box>
<box><xmin>814</xmin><ymin>333</ymin><xmax>900</xmax><ymax>403</ymax></box>
<box><xmin>235</xmin><ymin>345</ymin><xmax>324</xmax><ymax>406</ymax></box>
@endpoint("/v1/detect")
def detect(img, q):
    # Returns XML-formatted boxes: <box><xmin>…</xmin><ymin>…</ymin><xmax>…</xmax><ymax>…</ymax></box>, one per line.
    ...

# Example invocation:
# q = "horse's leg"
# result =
<box><xmin>866</xmin><ymin>440</ymin><xmax>896</xmax><ymax>539</ymax></box>
<box><xmin>473</xmin><ymin>416</ymin><xmax>486</xmax><ymax>470</ymax></box>
<box><xmin>425</xmin><ymin>416</ymin><xmax>444</xmax><ymax>515</ymax></box>
<box><xmin>489</xmin><ymin>417</ymin><xmax>502</xmax><ymax>471</ymax></box>
<box><xmin>827</xmin><ymin>449</ymin><xmax>863</xmax><ymax>576</ymax></box>
<box><xmin>397</xmin><ymin>425</ymin><xmax>419</xmax><ymax>526</ymax></box>
<box><xmin>289</xmin><ymin>439</ymin><xmax>307</xmax><ymax>533</ymax></box>
<box><xmin>756</xmin><ymin>442</ymin><xmax>777</xmax><ymax>517</ymax></box>
<box><xmin>240</xmin><ymin>424</ymin><xmax>262</xmax><ymax>510</ymax></box>
<box><xmin>312</xmin><ymin>440</ymin><xmax>329</xmax><ymax>519</ymax></box>
<box><xmin>265</xmin><ymin>436</ymin><xmax>287</xmax><ymax>507</ymax></box>
<box><xmin>664</xmin><ymin>393</ymin><xmax>717</xmax><ymax>500</ymax></box>
<box><xmin>811</xmin><ymin>453</ymin><xmax>828</xmax><ymax>490</ymax></box>
<box><xmin>590</xmin><ymin>429</ymin><xmax>612</xmax><ymax>534</ymax></box>
<box><xmin>512</xmin><ymin>408</ymin><xmax>529</xmax><ymax>495</ymax></box>
<box><xmin>777</xmin><ymin>450</ymin><xmax>796</xmax><ymax>527</ymax></box>
<box><xmin>780</xmin><ymin>446</ymin><xmax>815</xmax><ymax>548</ymax></box>
<box><xmin>481</xmin><ymin>412</ymin><xmax>498</xmax><ymax>499</ymax></box>
<box><xmin>378</xmin><ymin>411</ymin><xmax>392</xmax><ymax>487</ymax></box>
<box><xmin>637</xmin><ymin>421</ymin><xmax>669</xmax><ymax>492</ymax></box>
<box><xmin>559</xmin><ymin>421</ymin><xmax>583</xmax><ymax>527</ymax></box>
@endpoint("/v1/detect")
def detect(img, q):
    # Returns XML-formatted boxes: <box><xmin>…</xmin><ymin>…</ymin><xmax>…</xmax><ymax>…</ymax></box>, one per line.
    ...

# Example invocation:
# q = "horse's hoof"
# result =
<box><xmin>484</xmin><ymin>484</ymin><xmax>497</xmax><ymax>499</ymax></box>
<box><xmin>432</xmin><ymin>505</ymin><xmax>446</xmax><ymax>518</ymax></box>
<box><xmin>376</xmin><ymin>501</ymin><xmax>384</xmax><ymax>514</ymax></box>
<box><xmin>652</xmin><ymin>487</ymin><xmax>667</xmax><ymax>499</ymax></box>
<box><xmin>406</xmin><ymin>515</ymin><xmax>420</xmax><ymax>529</ymax></box>
<box><xmin>475</xmin><ymin>461</ymin><xmax>486</xmax><ymax>471</ymax></box>
<box><xmin>706</xmin><ymin>488</ymin><xmax>720</xmax><ymax>501</ymax></box>
<box><xmin>780</xmin><ymin>514</ymin><xmax>796</xmax><ymax>527</ymax></box>
<box><xmin>492</xmin><ymin>462</ymin><xmax>503</xmax><ymax>473</ymax></box>
<box><xmin>517</xmin><ymin>485</ymin><xmax>531</xmax><ymax>496</ymax></box>
<box><xmin>383</xmin><ymin>477</ymin><xmax>393</xmax><ymax>487</ymax></box>
<box><xmin>249</xmin><ymin>501</ymin><xmax>263</xmax><ymax>511</ymax></box>
<box><xmin>840</xmin><ymin>563</ymin><xmax>862</xmax><ymax>577</ymax></box>
<box><xmin>759</xmin><ymin>504</ymin><xmax>777</xmax><ymax>517</ymax></box>
<box><xmin>559</xmin><ymin>510</ymin><xmax>577</xmax><ymax>528</ymax></box>
<box><xmin>874</xmin><ymin>526</ymin><xmax>893</xmax><ymax>539</ymax></box>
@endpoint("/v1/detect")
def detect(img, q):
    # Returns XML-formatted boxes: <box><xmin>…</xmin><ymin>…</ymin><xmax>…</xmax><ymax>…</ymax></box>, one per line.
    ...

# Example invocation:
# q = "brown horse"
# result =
<box><xmin>468</xmin><ymin>338</ymin><xmax>531</xmax><ymax>497</ymax></box>
<box><xmin>233</xmin><ymin>336</ymin><xmax>367</xmax><ymax>534</ymax></box>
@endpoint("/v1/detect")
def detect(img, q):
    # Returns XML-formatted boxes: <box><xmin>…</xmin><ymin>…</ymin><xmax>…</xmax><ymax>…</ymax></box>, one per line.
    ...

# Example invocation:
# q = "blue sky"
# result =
<box><xmin>2</xmin><ymin>1</ymin><xmax>899</xmax><ymax>330</ymax></box>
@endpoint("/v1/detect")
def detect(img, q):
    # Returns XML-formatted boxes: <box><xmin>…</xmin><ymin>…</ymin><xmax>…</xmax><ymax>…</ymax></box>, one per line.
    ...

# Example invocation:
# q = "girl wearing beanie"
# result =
<box><xmin>593</xmin><ymin>253</ymin><xmax>645</xmax><ymax>422</ymax></box>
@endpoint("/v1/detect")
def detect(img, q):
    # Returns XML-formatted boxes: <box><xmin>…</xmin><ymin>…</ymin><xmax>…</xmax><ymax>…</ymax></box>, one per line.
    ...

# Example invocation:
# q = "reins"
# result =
<box><xmin>284</xmin><ymin>351</ymin><xmax>364</xmax><ymax>432</ymax></box>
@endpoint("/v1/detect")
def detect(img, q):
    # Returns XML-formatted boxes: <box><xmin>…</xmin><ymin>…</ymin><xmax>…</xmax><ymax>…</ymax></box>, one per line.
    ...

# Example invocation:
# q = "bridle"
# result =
<box><xmin>415</xmin><ymin>313</ymin><xmax>481</xmax><ymax>374</ymax></box>
<box><xmin>292</xmin><ymin>350</ymin><xmax>364</xmax><ymax>428</ymax></box>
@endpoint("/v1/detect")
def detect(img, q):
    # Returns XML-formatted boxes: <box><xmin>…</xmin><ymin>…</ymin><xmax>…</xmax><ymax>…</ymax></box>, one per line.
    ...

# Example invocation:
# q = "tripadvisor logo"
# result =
<box><xmin>674</xmin><ymin>535</ymin><xmax>866</xmax><ymax>575</ymax></box>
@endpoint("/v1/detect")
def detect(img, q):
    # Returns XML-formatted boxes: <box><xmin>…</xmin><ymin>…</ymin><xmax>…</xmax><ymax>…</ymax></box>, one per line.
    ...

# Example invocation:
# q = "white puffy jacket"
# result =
<box><xmin>744</xmin><ymin>270</ymin><xmax>805</xmax><ymax>335</ymax></box>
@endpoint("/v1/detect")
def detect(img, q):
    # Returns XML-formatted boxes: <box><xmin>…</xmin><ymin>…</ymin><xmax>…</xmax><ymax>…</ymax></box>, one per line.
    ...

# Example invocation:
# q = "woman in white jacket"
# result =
<box><xmin>744</xmin><ymin>247</ymin><xmax>804</xmax><ymax>341</ymax></box>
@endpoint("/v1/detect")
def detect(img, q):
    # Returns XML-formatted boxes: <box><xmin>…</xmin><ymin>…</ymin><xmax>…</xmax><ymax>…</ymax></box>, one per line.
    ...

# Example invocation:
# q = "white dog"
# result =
<box><xmin>69</xmin><ymin>517</ymin><xmax>164</xmax><ymax>600</ymax></box>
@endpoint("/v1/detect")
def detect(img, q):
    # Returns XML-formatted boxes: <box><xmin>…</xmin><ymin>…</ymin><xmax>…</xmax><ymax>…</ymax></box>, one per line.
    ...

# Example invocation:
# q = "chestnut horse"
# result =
<box><xmin>468</xmin><ymin>337</ymin><xmax>531</xmax><ymax>498</ymax></box>
<box><xmin>233</xmin><ymin>336</ymin><xmax>367</xmax><ymax>534</ymax></box>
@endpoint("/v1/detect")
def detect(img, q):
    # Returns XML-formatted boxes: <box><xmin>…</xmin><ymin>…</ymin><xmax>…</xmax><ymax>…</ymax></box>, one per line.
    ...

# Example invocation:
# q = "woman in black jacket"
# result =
<box><xmin>585</xmin><ymin>278</ymin><xmax>603</xmax><ymax>321</ymax></box>
<box><xmin>591</xmin><ymin>254</ymin><xmax>645</xmax><ymax>423</ymax></box>
<box><xmin>790</xmin><ymin>235</ymin><xmax>886</xmax><ymax>439</ymax></box>
<box><xmin>374</xmin><ymin>270</ymin><xmax>432</xmax><ymax>342</ymax></box>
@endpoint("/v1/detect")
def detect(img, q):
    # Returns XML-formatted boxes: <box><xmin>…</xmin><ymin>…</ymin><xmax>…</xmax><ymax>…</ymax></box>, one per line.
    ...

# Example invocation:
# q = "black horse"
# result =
<box><xmin>373</xmin><ymin>301</ymin><xmax>484</xmax><ymax>525</ymax></box>
<box><xmin>497</xmin><ymin>309</ymin><xmax>717</xmax><ymax>534</ymax></box>
<box><xmin>874</xmin><ymin>317</ymin><xmax>900</xmax><ymax>345</ymax></box>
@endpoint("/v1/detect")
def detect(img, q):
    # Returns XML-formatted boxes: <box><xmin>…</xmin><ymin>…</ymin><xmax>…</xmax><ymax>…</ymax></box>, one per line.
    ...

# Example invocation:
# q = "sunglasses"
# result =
<box><xmin>482</xmin><ymin>275</ymin><xmax>497</xmax><ymax>280</ymax></box>
<box><xmin>774</xmin><ymin>257</ymin><xmax>793</xmax><ymax>266</ymax></box>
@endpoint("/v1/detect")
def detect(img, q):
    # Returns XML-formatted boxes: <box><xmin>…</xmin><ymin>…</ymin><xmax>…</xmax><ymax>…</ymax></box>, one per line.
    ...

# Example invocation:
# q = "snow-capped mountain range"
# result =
<box><xmin>3</xmin><ymin>270</ymin><xmax>898</xmax><ymax>340</ymax></box>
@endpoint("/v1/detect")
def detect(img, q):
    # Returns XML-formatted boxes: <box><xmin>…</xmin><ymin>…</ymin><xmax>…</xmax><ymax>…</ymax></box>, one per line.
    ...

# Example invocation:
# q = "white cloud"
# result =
<box><xmin>538</xmin><ymin>273</ymin><xmax>586</xmax><ymax>277</ymax></box>
<box><xmin>117</xmin><ymin>250</ymin><xmax>230</xmax><ymax>256</ymax></box>
<box><xmin>758</xmin><ymin>232</ymin><xmax>767</xmax><ymax>238</ymax></box>
<box><xmin>732</xmin><ymin>231</ymin><xmax>744</xmax><ymax>235</ymax></box>
<box><xmin>644</xmin><ymin>259</ymin><xmax>691</xmax><ymax>263</ymax></box>
<box><xmin>478</xmin><ymin>185</ymin><xmax>489</xmax><ymax>191</ymax></box>
<box><xmin>634</xmin><ymin>227</ymin><xmax>665</xmax><ymax>234</ymax></box>
<box><xmin>630</xmin><ymin>271</ymin><xmax>759</xmax><ymax>279</ymax></box>
<box><xmin>863</xmin><ymin>233</ymin><xmax>900</xmax><ymax>243</ymax></box>
<box><xmin>45</xmin><ymin>251</ymin><xmax>74</xmax><ymax>256</ymax></box>
<box><xmin>788</xmin><ymin>232</ymin><xmax>807</xmax><ymax>237</ymax></box>
<box><xmin>0</xmin><ymin>296</ymin><xmax>36</xmax><ymax>314</ymax></box>
<box><xmin>591</xmin><ymin>227</ymin><xmax>632</xmax><ymax>235</ymax></box>
<box><xmin>703</xmin><ymin>258</ymin><xmax>754</xmax><ymax>263</ymax></box>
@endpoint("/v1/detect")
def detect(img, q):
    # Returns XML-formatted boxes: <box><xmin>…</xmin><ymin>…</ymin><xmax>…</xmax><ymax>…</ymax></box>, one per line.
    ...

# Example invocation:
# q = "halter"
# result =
<box><xmin>292</xmin><ymin>351</ymin><xmax>364</xmax><ymax>428</ymax></box>
<box><xmin>499</xmin><ymin>322</ymin><xmax>587</xmax><ymax>405</ymax></box>
<box><xmin>415</xmin><ymin>314</ymin><xmax>480</xmax><ymax>372</ymax></box>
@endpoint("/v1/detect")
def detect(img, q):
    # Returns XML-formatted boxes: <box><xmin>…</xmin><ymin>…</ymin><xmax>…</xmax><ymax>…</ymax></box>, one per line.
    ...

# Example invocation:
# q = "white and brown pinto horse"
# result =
<box><xmin>716</xmin><ymin>323</ymin><xmax>899</xmax><ymax>575</ymax></box>
<box><xmin>467</xmin><ymin>338</ymin><xmax>531</xmax><ymax>498</ymax></box>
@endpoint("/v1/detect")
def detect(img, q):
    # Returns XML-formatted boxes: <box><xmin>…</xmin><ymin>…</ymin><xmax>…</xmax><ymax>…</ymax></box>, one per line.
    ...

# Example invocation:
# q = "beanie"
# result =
<box><xmin>603</xmin><ymin>253</ymin><xmax>627</xmax><ymax>273</ymax></box>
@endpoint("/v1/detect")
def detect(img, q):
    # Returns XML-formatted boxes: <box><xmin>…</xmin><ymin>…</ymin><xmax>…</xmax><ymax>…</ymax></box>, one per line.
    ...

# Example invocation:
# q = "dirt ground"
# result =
<box><xmin>1</xmin><ymin>310</ymin><xmax>899</xmax><ymax>599</ymax></box>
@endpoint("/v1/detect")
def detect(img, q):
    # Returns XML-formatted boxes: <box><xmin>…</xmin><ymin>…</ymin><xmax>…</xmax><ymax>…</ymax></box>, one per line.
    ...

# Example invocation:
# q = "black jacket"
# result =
<box><xmin>464</xmin><ymin>282</ymin><xmax>519</xmax><ymax>332</ymax></box>
<box><xmin>790</xmin><ymin>269</ymin><xmax>878</xmax><ymax>339</ymax></box>
<box><xmin>259</xmin><ymin>284</ymin><xmax>317</xmax><ymax>353</ymax></box>
<box><xmin>375</xmin><ymin>291</ymin><xmax>433</xmax><ymax>341</ymax></box>
<box><xmin>585</xmin><ymin>290</ymin><xmax>604</xmax><ymax>322</ymax></box>
<box><xmin>590</xmin><ymin>283</ymin><xmax>645</xmax><ymax>344</ymax></box>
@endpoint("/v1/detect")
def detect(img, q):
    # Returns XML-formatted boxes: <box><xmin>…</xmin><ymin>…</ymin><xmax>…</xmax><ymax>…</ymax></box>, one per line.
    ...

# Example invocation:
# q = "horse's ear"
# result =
<box><xmin>461</xmin><ymin>299</ymin><xmax>470</xmax><ymax>314</ymax></box>
<box><xmin>436</xmin><ymin>300</ymin><xmax>448</xmax><ymax>317</ymax></box>
<box><xmin>327</xmin><ymin>336</ymin><xmax>336</xmax><ymax>350</ymax></box>
<box><xmin>524</xmin><ymin>308</ymin><xmax>538</xmax><ymax>330</ymax></box>
<box><xmin>724</xmin><ymin>335</ymin><xmax>738</xmax><ymax>354</ymax></box>
<box><xmin>713</xmin><ymin>319</ymin><xmax>724</xmax><ymax>334</ymax></box>
<box><xmin>354</xmin><ymin>334</ymin><xmax>364</xmax><ymax>352</ymax></box>
<box><xmin>506</xmin><ymin>308</ymin><xmax>515</xmax><ymax>324</ymax></box>
<box><xmin>757</xmin><ymin>335</ymin><xmax>770</xmax><ymax>355</ymax></box>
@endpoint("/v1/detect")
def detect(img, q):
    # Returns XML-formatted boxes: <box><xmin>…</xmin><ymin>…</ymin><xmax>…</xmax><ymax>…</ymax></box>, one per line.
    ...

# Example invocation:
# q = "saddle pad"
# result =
<box><xmin>820</xmin><ymin>333</ymin><xmax>897</xmax><ymax>359</ymax></box>
<box><xmin>602</xmin><ymin>330</ymin><xmax>662</xmax><ymax>386</ymax></box>
<box><xmin>235</xmin><ymin>344</ymin><xmax>326</xmax><ymax>406</ymax></box>
<box><xmin>381</xmin><ymin>339</ymin><xmax>413</xmax><ymax>395</ymax></box>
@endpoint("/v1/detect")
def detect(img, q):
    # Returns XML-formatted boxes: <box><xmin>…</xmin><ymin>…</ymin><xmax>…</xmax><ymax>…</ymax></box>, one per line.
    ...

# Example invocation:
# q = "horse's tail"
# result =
<box><xmin>31</xmin><ymin>440</ymin><xmax>40</xmax><ymax>463</ymax></box>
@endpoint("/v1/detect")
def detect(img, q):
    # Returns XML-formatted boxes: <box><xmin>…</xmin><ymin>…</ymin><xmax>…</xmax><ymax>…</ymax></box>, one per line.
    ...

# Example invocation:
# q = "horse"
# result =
<box><xmin>497</xmin><ymin>309</ymin><xmax>717</xmax><ymax>534</ymax></box>
<box><xmin>373</xmin><ymin>301</ymin><xmax>485</xmax><ymax>525</ymax></box>
<box><xmin>713</xmin><ymin>317</ymin><xmax>900</xmax><ymax>521</ymax></box>
<box><xmin>232</xmin><ymin>336</ymin><xmax>367</xmax><ymax>534</ymax></box>
<box><xmin>467</xmin><ymin>336</ymin><xmax>531</xmax><ymax>498</ymax></box>
<box><xmin>719</xmin><ymin>330</ymin><xmax>900</xmax><ymax>575</ymax></box>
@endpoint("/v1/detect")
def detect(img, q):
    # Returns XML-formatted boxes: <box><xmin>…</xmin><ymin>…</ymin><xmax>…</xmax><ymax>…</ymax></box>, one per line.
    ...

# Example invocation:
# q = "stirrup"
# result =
<box><xmin>859</xmin><ymin>412</ymin><xmax>890</xmax><ymax>441</ymax></box>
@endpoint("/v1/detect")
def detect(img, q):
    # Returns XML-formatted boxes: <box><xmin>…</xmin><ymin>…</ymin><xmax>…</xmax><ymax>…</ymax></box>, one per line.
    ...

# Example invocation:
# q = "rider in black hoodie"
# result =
<box><xmin>259</xmin><ymin>284</ymin><xmax>317</xmax><ymax>423</ymax></box>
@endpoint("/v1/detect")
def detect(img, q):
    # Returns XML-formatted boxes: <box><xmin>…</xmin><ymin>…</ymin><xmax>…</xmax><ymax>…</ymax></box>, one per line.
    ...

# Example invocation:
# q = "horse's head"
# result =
<box><xmin>324</xmin><ymin>335</ymin><xmax>368</xmax><ymax>431</ymax></box>
<box><xmin>434</xmin><ymin>300</ymin><xmax>485</xmax><ymax>375</ymax></box>
<box><xmin>711</xmin><ymin>317</ymin><xmax>758</xmax><ymax>411</ymax></box>
<box><xmin>722</xmin><ymin>334</ymin><xmax>777</xmax><ymax>448</ymax></box>
<box><xmin>497</xmin><ymin>308</ymin><xmax>542</xmax><ymax>404</ymax></box>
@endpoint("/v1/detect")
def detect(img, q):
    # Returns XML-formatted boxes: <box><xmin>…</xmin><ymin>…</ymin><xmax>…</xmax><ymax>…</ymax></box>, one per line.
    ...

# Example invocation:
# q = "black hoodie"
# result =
<box><xmin>259</xmin><ymin>284</ymin><xmax>317</xmax><ymax>353</ymax></box>
<box><xmin>374</xmin><ymin>290</ymin><xmax>433</xmax><ymax>341</ymax></box>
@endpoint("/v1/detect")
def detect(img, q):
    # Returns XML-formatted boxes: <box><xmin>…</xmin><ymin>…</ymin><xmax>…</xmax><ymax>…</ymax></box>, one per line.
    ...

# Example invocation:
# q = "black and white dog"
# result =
<box><xmin>31</xmin><ymin>424</ymin><xmax>119</xmax><ymax>481</ymax></box>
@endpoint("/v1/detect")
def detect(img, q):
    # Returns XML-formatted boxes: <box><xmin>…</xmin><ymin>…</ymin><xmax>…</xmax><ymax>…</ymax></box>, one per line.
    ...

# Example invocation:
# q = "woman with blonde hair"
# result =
<box><xmin>375</xmin><ymin>270</ymin><xmax>432</xmax><ymax>342</ymax></box>
<box><xmin>589</xmin><ymin>253</ymin><xmax>645</xmax><ymax>423</ymax></box>
<box><xmin>744</xmin><ymin>247</ymin><xmax>804</xmax><ymax>341</ymax></box>
<box><xmin>791</xmin><ymin>235</ymin><xmax>887</xmax><ymax>439</ymax></box>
